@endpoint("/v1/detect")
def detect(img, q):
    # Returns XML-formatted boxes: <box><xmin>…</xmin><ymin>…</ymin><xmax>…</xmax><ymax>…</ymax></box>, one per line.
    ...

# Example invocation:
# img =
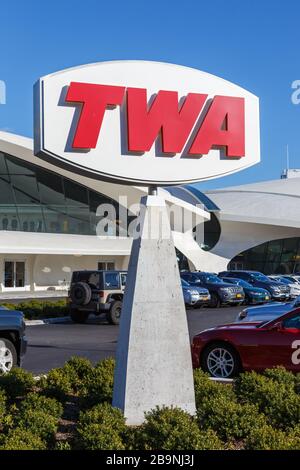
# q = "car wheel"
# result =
<box><xmin>0</xmin><ymin>338</ymin><xmax>17</xmax><ymax>373</ymax></box>
<box><xmin>208</xmin><ymin>293</ymin><xmax>220</xmax><ymax>308</ymax></box>
<box><xmin>70</xmin><ymin>310</ymin><xmax>89</xmax><ymax>324</ymax></box>
<box><xmin>106</xmin><ymin>301</ymin><xmax>122</xmax><ymax>325</ymax></box>
<box><xmin>201</xmin><ymin>342</ymin><xmax>241</xmax><ymax>378</ymax></box>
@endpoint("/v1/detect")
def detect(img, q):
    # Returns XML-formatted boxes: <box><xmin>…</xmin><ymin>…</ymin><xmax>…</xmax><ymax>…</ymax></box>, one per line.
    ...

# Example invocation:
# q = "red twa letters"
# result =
<box><xmin>65</xmin><ymin>82</ymin><xmax>245</xmax><ymax>157</ymax></box>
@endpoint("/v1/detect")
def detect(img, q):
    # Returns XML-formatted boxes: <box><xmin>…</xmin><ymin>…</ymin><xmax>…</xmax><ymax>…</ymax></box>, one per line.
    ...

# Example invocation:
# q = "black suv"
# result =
<box><xmin>0</xmin><ymin>306</ymin><xmax>27</xmax><ymax>372</ymax></box>
<box><xmin>68</xmin><ymin>270</ymin><xmax>127</xmax><ymax>324</ymax></box>
<box><xmin>218</xmin><ymin>270</ymin><xmax>290</xmax><ymax>301</ymax></box>
<box><xmin>180</xmin><ymin>272</ymin><xmax>244</xmax><ymax>308</ymax></box>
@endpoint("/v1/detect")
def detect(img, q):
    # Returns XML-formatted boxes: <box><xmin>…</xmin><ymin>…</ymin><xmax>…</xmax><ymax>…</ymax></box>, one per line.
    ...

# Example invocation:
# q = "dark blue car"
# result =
<box><xmin>222</xmin><ymin>277</ymin><xmax>271</xmax><ymax>305</ymax></box>
<box><xmin>219</xmin><ymin>270</ymin><xmax>290</xmax><ymax>301</ymax></box>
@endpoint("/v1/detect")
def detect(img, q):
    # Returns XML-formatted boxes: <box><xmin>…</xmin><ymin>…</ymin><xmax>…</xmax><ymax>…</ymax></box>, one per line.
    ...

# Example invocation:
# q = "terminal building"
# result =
<box><xmin>0</xmin><ymin>130</ymin><xmax>299</xmax><ymax>297</ymax></box>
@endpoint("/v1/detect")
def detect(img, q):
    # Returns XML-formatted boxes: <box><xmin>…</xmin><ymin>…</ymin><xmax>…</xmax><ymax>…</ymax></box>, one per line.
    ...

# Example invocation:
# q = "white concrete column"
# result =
<box><xmin>112</xmin><ymin>194</ymin><xmax>196</xmax><ymax>425</ymax></box>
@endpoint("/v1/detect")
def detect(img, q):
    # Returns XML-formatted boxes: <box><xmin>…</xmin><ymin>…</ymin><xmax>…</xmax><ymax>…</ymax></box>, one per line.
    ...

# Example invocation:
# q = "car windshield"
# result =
<box><xmin>235</xmin><ymin>279</ymin><xmax>253</xmax><ymax>288</ymax></box>
<box><xmin>250</xmin><ymin>272</ymin><xmax>270</xmax><ymax>282</ymax></box>
<box><xmin>181</xmin><ymin>279</ymin><xmax>190</xmax><ymax>287</ymax></box>
<box><xmin>200</xmin><ymin>274</ymin><xmax>223</xmax><ymax>284</ymax></box>
<box><xmin>293</xmin><ymin>296</ymin><xmax>300</xmax><ymax>307</ymax></box>
<box><xmin>277</xmin><ymin>277</ymin><xmax>289</xmax><ymax>284</ymax></box>
<box><xmin>283</xmin><ymin>276</ymin><xmax>296</xmax><ymax>283</ymax></box>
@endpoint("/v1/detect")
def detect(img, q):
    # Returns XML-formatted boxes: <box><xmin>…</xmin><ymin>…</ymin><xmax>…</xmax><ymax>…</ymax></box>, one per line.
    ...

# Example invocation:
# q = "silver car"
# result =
<box><xmin>236</xmin><ymin>295</ymin><xmax>300</xmax><ymax>322</ymax></box>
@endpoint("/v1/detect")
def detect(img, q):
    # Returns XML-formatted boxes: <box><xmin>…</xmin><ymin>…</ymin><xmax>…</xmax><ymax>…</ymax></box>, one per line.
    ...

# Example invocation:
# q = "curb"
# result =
<box><xmin>25</xmin><ymin>313</ymin><xmax>99</xmax><ymax>326</ymax></box>
<box><xmin>210</xmin><ymin>377</ymin><xmax>233</xmax><ymax>383</ymax></box>
<box><xmin>25</xmin><ymin>316</ymin><xmax>70</xmax><ymax>326</ymax></box>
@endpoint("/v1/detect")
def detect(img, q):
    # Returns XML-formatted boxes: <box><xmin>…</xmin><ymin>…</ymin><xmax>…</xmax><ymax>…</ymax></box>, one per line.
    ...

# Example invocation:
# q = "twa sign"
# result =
<box><xmin>34</xmin><ymin>61</ymin><xmax>260</xmax><ymax>185</ymax></box>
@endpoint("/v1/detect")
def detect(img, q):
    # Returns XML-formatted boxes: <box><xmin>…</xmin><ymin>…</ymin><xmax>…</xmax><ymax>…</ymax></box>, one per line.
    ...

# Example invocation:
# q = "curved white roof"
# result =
<box><xmin>205</xmin><ymin>178</ymin><xmax>300</xmax><ymax>228</ymax></box>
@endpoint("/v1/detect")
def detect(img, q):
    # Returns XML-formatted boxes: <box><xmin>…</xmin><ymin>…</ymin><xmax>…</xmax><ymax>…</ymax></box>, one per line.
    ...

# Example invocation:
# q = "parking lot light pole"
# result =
<box><xmin>112</xmin><ymin>189</ymin><xmax>196</xmax><ymax>425</ymax></box>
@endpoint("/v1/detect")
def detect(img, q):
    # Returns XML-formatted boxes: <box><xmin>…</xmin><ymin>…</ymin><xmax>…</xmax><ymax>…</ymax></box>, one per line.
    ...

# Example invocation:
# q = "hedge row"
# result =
<box><xmin>1</xmin><ymin>299</ymin><xmax>69</xmax><ymax>320</ymax></box>
<box><xmin>0</xmin><ymin>358</ymin><xmax>300</xmax><ymax>450</ymax></box>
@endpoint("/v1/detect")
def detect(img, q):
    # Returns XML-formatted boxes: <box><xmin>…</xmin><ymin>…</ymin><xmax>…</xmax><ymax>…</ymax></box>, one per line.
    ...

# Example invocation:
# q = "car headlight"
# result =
<box><xmin>187</xmin><ymin>289</ymin><xmax>198</xmax><ymax>296</ymax></box>
<box><xmin>271</xmin><ymin>287</ymin><xmax>280</xmax><ymax>293</ymax></box>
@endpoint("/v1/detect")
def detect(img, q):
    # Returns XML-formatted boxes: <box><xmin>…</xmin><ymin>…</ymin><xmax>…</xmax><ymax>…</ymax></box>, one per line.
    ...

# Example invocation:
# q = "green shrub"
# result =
<box><xmin>235</xmin><ymin>370</ymin><xmax>300</xmax><ymax>429</ymax></box>
<box><xmin>295</xmin><ymin>373</ymin><xmax>300</xmax><ymax>394</ymax></box>
<box><xmin>78</xmin><ymin>402</ymin><xmax>126</xmax><ymax>430</ymax></box>
<box><xmin>2</xmin><ymin>300</ymin><xmax>68</xmax><ymax>320</ymax></box>
<box><xmin>54</xmin><ymin>440</ymin><xmax>72</xmax><ymax>450</ymax></box>
<box><xmin>0</xmin><ymin>427</ymin><xmax>47</xmax><ymax>450</ymax></box>
<box><xmin>263</xmin><ymin>367</ymin><xmax>296</xmax><ymax>390</ymax></box>
<box><xmin>197</xmin><ymin>394</ymin><xmax>266</xmax><ymax>441</ymax></box>
<box><xmin>136</xmin><ymin>406</ymin><xmax>223</xmax><ymax>450</ymax></box>
<box><xmin>76</xmin><ymin>423</ymin><xmax>125</xmax><ymax>450</ymax></box>
<box><xmin>77</xmin><ymin>402</ymin><xmax>126</xmax><ymax>450</ymax></box>
<box><xmin>195</xmin><ymin>428</ymin><xmax>224</xmax><ymax>450</ymax></box>
<box><xmin>19</xmin><ymin>393</ymin><xmax>63</xmax><ymax>419</ymax></box>
<box><xmin>0</xmin><ymin>368</ymin><xmax>35</xmax><ymax>400</ymax></box>
<box><xmin>79</xmin><ymin>357</ymin><xmax>115</xmax><ymax>406</ymax></box>
<box><xmin>245</xmin><ymin>424</ymin><xmax>300</xmax><ymax>450</ymax></box>
<box><xmin>0</xmin><ymin>389</ymin><xmax>7</xmax><ymax>424</ymax></box>
<box><xmin>15</xmin><ymin>409</ymin><xmax>58</xmax><ymax>444</ymax></box>
<box><xmin>194</xmin><ymin>369</ymin><xmax>236</xmax><ymax>409</ymax></box>
<box><xmin>39</xmin><ymin>368</ymin><xmax>73</xmax><ymax>401</ymax></box>
<box><xmin>42</xmin><ymin>300</ymin><xmax>68</xmax><ymax>317</ymax></box>
<box><xmin>62</xmin><ymin>356</ymin><xmax>93</xmax><ymax>393</ymax></box>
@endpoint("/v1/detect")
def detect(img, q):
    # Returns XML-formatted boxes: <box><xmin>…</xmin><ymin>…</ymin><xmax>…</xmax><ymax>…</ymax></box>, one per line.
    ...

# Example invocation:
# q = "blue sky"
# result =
<box><xmin>0</xmin><ymin>0</ymin><xmax>299</xmax><ymax>190</ymax></box>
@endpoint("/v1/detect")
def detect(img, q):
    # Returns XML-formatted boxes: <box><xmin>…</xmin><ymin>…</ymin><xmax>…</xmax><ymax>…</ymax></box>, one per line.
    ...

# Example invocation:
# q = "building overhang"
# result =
<box><xmin>0</xmin><ymin>231</ymin><xmax>132</xmax><ymax>256</ymax></box>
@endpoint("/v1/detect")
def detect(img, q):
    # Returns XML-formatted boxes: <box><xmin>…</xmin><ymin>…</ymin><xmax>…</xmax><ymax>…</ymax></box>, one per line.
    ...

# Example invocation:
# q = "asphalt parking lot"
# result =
<box><xmin>23</xmin><ymin>306</ymin><xmax>242</xmax><ymax>374</ymax></box>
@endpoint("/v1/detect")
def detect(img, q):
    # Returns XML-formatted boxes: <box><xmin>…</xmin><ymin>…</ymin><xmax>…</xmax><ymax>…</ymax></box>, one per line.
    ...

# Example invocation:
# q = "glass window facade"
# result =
<box><xmin>0</xmin><ymin>152</ymin><xmax>134</xmax><ymax>236</ymax></box>
<box><xmin>166</xmin><ymin>186</ymin><xmax>221</xmax><ymax>252</ymax></box>
<box><xmin>193</xmin><ymin>213</ymin><xmax>221</xmax><ymax>252</ymax></box>
<box><xmin>4</xmin><ymin>261</ymin><xmax>25</xmax><ymax>288</ymax></box>
<box><xmin>229</xmin><ymin>238</ymin><xmax>300</xmax><ymax>274</ymax></box>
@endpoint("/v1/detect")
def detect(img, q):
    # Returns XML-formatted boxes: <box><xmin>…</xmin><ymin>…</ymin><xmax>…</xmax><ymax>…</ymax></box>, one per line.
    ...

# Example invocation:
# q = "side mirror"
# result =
<box><xmin>270</xmin><ymin>321</ymin><xmax>283</xmax><ymax>331</ymax></box>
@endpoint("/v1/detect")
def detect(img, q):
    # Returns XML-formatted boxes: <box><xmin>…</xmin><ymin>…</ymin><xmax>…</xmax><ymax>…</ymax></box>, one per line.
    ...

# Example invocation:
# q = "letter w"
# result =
<box><xmin>127</xmin><ymin>88</ymin><xmax>207</xmax><ymax>154</ymax></box>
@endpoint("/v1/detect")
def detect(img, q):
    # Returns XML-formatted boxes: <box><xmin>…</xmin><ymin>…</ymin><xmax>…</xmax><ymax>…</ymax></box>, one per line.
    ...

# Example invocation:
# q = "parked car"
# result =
<box><xmin>191</xmin><ymin>307</ymin><xmax>300</xmax><ymax>378</ymax></box>
<box><xmin>281</xmin><ymin>275</ymin><xmax>300</xmax><ymax>285</ymax></box>
<box><xmin>181</xmin><ymin>272</ymin><xmax>244</xmax><ymax>308</ymax></box>
<box><xmin>181</xmin><ymin>279</ymin><xmax>200</xmax><ymax>307</ymax></box>
<box><xmin>236</xmin><ymin>295</ymin><xmax>300</xmax><ymax>322</ymax></box>
<box><xmin>181</xmin><ymin>279</ymin><xmax>210</xmax><ymax>308</ymax></box>
<box><xmin>0</xmin><ymin>306</ymin><xmax>27</xmax><ymax>372</ymax></box>
<box><xmin>268</xmin><ymin>275</ymin><xmax>300</xmax><ymax>299</ymax></box>
<box><xmin>222</xmin><ymin>277</ymin><xmax>271</xmax><ymax>305</ymax></box>
<box><xmin>68</xmin><ymin>270</ymin><xmax>127</xmax><ymax>324</ymax></box>
<box><xmin>219</xmin><ymin>270</ymin><xmax>290</xmax><ymax>301</ymax></box>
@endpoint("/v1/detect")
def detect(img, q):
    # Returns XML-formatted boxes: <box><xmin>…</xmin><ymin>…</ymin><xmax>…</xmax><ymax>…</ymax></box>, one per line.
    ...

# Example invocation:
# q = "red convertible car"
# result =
<box><xmin>191</xmin><ymin>307</ymin><xmax>300</xmax><ymax>378</ymax></box>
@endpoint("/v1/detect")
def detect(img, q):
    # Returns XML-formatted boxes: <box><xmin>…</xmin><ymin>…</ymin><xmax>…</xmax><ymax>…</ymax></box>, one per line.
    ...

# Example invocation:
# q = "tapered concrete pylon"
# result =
<box><xmin>112</xmin><ymin>194</ymin><xmax>196</xmax><ymax>425</ymax></box>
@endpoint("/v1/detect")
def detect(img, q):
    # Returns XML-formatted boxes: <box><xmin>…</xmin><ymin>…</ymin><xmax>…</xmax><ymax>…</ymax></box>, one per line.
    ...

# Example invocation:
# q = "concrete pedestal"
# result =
<box><xmin>112</xmin><ymin>194</ymin><xmax>196</xmax><ymax>425</ymax></box>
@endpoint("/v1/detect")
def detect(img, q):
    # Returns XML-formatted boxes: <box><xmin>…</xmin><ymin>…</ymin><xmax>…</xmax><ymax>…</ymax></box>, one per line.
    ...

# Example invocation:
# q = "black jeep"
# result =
<box><xmin>68</xmin><ymin>270</ymin><xmax>127</xmax><ymax>324</ymax></box>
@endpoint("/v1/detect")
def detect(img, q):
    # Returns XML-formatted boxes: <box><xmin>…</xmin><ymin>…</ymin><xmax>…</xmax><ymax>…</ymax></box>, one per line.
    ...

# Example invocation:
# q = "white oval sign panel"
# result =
<box><xmin>34</xmin><ymin>60</ymin><xmax>260</xmax><ymax>185</ymax></box>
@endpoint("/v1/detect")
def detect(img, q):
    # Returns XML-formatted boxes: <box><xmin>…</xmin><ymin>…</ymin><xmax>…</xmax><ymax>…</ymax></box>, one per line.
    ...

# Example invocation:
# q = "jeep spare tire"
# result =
<box><xmin>70</xmin><ymin>282</ymin><xmax>92</xmax><ymax>306</ymax></box>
